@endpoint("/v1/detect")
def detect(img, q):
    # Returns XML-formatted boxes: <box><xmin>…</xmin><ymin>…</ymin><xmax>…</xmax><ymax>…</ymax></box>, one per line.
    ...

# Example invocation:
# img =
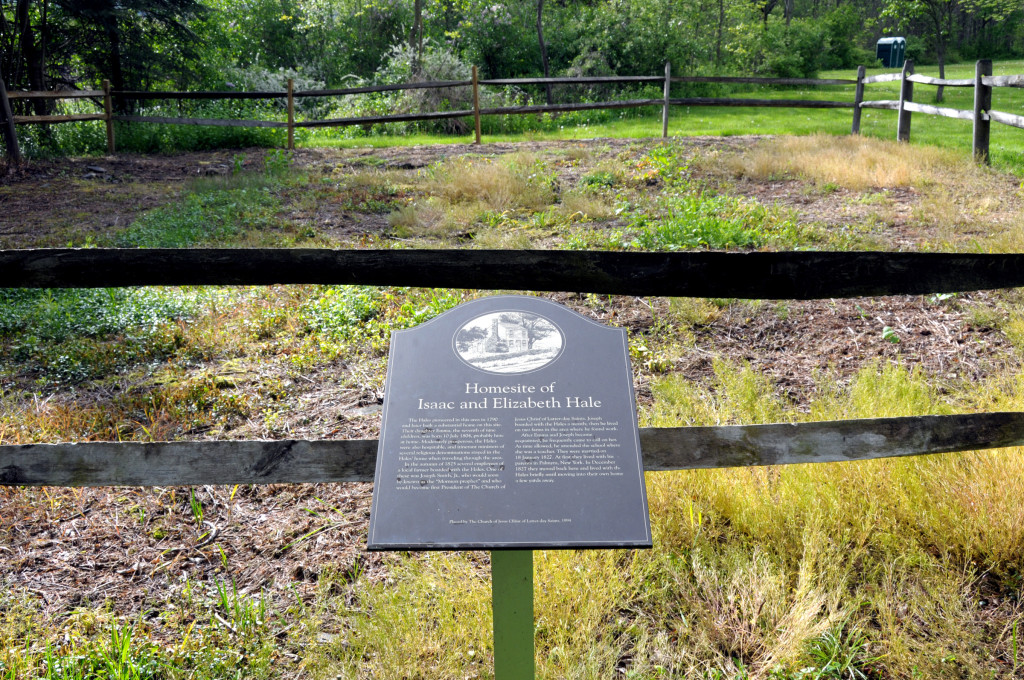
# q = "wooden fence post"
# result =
<box><xmin>103</xmin><ymin>79</ymin><xmax>115</xmax><ymax>154</ymax></box>
<box><xmin>662</xmin><ymin>61</ymin><xmax>671</xmax><ymax>138</ymax></box>
<box><xmin>897</xmin><ymin>59</ymin><xmax>914</xmax><ymax>142</ymax></box>
<box><xmin>0</xmin><ymin>76</ymin><xmax>21</xmax><ymax>165</ymax></box>
<box><xmin>287</xmin><ymin>78</ymin><xmax>295</xmax><ymax>151</ymax></box>
<box><xmin>473</xmin><ymin>65</ymin><xmax>482</xmax><ymax>145</ymax></box>
<box><xmin>973</xmin><ymin>59</ymin><xmax>992</xmax><ymax>165</ymax></box>
<box><xmin>851</xmin><ymin>65</ymin><xmax>865</xmax><ymax>134</ymax></box>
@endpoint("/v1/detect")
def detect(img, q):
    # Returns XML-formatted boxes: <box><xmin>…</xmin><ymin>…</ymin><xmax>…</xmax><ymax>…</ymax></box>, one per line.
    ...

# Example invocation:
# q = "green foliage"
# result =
<box><xmin>608</xmin><ymin>145</ymin><xmax>802</xmax><ymax>251</ymax></box>
<box><xmin>35</xmin><ymin>623</ymin><xmax>163</xmax><ymax>680</ymax></box>
<box><xmin>618</xmin><ymin>193</ymin><xmax>777</xmax><ymax>250</ymax></box>
<box><xmin>300</xmin><ymin>286</ymin><xmax>384</xmax><ymax>340</ymax></box>
<box><xmin>114</xmin><ymin>101</ymin><xmax>282</xmax><ymax>154</ymax></box>
<box><xmin>0</xmin><ymin>287</ymin><xmax>195</xmax><ymax>384</ymax></box>
<box><xmin>116</xmin><ymin>183</ymin><xmax>282</xmax><ymax>248</ymax></box>
<box><xmin>298</xmin><ymin>285</ymin><xmax>464</xmax><ymax>361</ymax></box>
<box><xmin>0</xmin><ymin>289</ymin><xmax>191</xmax><ymax>344</ymax></box>
<box><xmin>803</xmin><ymin>624</ymin><xmax>878</xmax><ymax>679</ymax></box>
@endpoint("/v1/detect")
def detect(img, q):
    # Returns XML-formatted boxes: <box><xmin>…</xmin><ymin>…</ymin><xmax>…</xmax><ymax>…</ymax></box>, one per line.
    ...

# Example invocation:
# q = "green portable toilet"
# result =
<box><xmin>876</xmin><ymin>37</ymin><xmax>906</xmax><ymax>68</ymax></box>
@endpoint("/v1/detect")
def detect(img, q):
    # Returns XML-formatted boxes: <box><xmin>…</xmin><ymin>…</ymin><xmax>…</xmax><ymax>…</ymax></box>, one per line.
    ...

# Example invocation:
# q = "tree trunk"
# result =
<box><xmin>410</xmin><ymin>0</ymin><xmax>423</xmax><ymax>75</ymax></box>
<box><xmin>537</xmin><ymin>0</ymin><xmax>552</xmax><ymax>105</ymax></box>
<box><xmin>15</xmin><ymin>0</ymin><xmax>47</xmax><ymax>115</ymax></box>
<box><xmin>103</xmin><ymin>14</ymin><xmax>126</xmax><ymax>111</ymax></box>
<box><xmin>716</xmin><ymin>0</ymin><xmax>724</xmax><ymax>66</ymax></box>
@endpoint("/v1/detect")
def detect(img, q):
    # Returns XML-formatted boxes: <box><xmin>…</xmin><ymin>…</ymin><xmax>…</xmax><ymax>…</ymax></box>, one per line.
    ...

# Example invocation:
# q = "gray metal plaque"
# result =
<box><xmin>368</xmin><ymin>295</ymin><xmax>651</xmax><ymax>550</ymax></box>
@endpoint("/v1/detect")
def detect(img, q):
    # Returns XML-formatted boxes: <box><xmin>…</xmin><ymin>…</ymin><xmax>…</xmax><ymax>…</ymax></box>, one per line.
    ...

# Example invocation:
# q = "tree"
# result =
<box><xmin>411</xmin><ymin>0</ymin><xmax>423</xmax><ymax>74</ymax></box>
<box><xmin>537</xmin><ymin>0</ymin><xmax>551</xmax><ymax>104</ymax></box>
<box><xmin>498</xmin><ymin>313</ymin><xmax>556</xmax><ymax>350</ymax></box>
<box><xmin>456</xmin><ymin>326</ymin><xmax>488</xmax><ymax>352</ymax></box>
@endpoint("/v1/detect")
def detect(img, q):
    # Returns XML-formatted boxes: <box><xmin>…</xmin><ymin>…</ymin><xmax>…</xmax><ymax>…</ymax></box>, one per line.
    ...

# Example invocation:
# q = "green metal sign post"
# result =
<box><xmin>491</xmin><ymin>550</ymin><xmax>535</xmax><ymax>680</ymax></box>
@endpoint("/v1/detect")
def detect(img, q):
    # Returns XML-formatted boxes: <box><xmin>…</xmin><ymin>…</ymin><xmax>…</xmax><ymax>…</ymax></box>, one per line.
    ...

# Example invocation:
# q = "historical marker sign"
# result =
<box><xmin>367</xmin><ymin>295</ymin><xmax>651</xmax><ymax>550</ymax></box>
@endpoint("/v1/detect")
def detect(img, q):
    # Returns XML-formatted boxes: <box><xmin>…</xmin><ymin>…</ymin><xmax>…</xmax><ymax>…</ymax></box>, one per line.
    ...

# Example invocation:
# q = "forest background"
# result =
<box><xmin>3</xmin><ymin>0</ymin><xmax>1024</xmax><ymax>155</ymax></box>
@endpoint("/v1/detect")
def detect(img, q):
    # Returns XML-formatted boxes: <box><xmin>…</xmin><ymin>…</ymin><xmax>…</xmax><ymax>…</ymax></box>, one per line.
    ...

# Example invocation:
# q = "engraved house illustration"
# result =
<box><xmin>484</xmin><ymin>317</ymin><xmax>529</xmax><ymax>353</ymax></box>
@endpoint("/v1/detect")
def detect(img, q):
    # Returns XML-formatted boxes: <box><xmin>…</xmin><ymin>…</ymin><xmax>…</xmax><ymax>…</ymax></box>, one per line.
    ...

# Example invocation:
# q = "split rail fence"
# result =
<box><xmin>0</xmin><ymin>59</ymin><xmax>1018</xmax><ymax>164</ymax></box>
<box><xmin>3</xmin><ymin>248</ymin><xmax>1024</xmax><ymax>488</ymax></box>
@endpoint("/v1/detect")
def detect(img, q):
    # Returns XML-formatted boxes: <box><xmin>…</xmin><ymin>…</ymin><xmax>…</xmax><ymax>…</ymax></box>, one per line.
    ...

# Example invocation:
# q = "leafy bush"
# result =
<box><xmin>221</xmin><ymin>64</ymin><xmax>328</xmax><ymax>117</ymax></box>
<box><xmin>375</xmin><ymin>41</ymin><xmax>478</xmax><ymax>134</ymax></box>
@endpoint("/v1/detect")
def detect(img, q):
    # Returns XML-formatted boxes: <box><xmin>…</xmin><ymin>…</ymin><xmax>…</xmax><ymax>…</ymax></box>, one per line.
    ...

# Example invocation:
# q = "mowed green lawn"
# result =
<box><xmin>309</xmin><ymin>59</ymin><xmax>1024</xmax><ymax>173</ymax></box>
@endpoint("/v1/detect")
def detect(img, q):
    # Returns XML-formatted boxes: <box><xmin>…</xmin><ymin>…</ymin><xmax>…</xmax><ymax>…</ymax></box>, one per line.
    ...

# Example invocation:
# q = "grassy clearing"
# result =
<box><xmin>6</xmin><ymin>137</ymin><xmax>1024</xmax><ymax>679</ymax></box>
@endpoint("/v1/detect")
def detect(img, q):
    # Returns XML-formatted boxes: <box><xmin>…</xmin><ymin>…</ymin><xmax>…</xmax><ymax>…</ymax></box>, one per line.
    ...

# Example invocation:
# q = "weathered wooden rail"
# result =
<box><xmin>4</xmin><ymin>413</ymin><xmax>1023</xmax><ymax>487</ymax></box>
<box><xmin>2</xmin><ymin>247</ymin><xmax>1024</xmax><ymax>488</ymax></box>
<box><xmin>4</xmin><ymin>248</ymin><xmax>1024</xmax><ymax>298</ymax></box>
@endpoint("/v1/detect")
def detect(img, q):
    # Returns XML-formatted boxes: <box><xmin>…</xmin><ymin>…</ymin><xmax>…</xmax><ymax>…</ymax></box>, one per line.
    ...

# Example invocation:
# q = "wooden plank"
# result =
<box><xmin>103</xmin><ymin>80</ymin><xmax>115</xmax><ymax>154</ymax></box>
<box><xmin>3</xmin><ymin>413</ymin><xmax>1022</xmax><ymax>487</ymax></box>
<box><xmin>669</xmin><ymin>98</ymin><xmax>852</xmax><ymax>109</ymax></box>
<box><xmin>0</xmin><ymin>439</ymin><xmax>378</xmax><ymax>486</ymax></box>
<box><xmin>13</xmin><ymin>114</ymin><xmax>106</xmax><ymax>124</ymax></box>
<box><xmin>294</xmin><ymin>81</ymin><xmax>472</xmax><ymax>97</ymax></box>
<box><xmin>902</xmin><ymin>101</ymin><xmax>977</xmax><ymax>121</ymax></box>
<box><xmin>116</xmin><ymin>90</ymin><xmax>286</xmax><ymax>100</ymax></box>
<box><xmin>898</xmin><ymin>60</ymin><xmax>914</xmax><ymax>142</ymax></box>
<box><xmin>478</xmin><ymin>76</ymin><xmax>661</xmax><ymax>86</ymax></box>
<box><xmin>478</xmin><ymin>99</ymin><xmax>662</xmax><ymax>116</ymax></box>
<box><xmin>906</xmin><ymin>74</ymin><xmax>974</xmax><ymax>87</ymax></box>
<box><xmin>298</xmin><ymin>100</ymin><xmax>664</xmax><ymax>128</ymax></box>
<box><xmin>296</xmin><ymin>109</ymin><xmax>474</xmax><ymax>128</ymax></box>
<box><xmin>860</xmin><ymin>99</ymin><xmax>900</xmax><ymax>110</ymax></box>
<box><xmin>862</xmin><ymin>73</ymin><xmax>903</xmax><ymax>84</ymax></box>
<box><xmin>982</xmin><ymin>74</ymin><xmax>1024</xmax><ymax>88</ymax></box>
<box><xmin>472</xmin><ymin>66</ymin><xmax>482</xmax><ymax>145</ymax></box>
<box><xmin>662</xmin><ymin>62</ymin><xmax>671</xmax><ymax>139</ymax></box>
<box><xmin>671</xmin><ymin>76</ymin><xmax>855</xmax><ymax>86</ymax></box>
<box><xmin>286</xmin><ymin>78</ymin><xmax>295</xmax><ymax>151</ymax></box>
<box><xmin>5</xmin><ymin>249</ymin><xmax>1024</xmax><ymax>299</ymax></box>
<box><xmin>974</xmin><ymin>60</ymin><xmax>993</xmax><ymax>164</ymax></box>
<box><xmin>851</xmin><ymin>66</ymin><xmax>865</xmax><ymax>134</ymax></box>
<box><xmin>640</xmin><ymin>413</ymin><xmax>1024</xmax><ymax>471</ymax></box>
<box><xmin>114</xmin><ymin>115</ymin><xmax>287</xmax><ymax>129</ymax></box>
<box><xmin>987</xmin><ymin>109</ymin><xmax>1024</xmax><ymax>130</ymax></box>
<box><xmin>7</xmin><ymin>90</ymin><xmax>104</xmax><ymax>99</ymax></box>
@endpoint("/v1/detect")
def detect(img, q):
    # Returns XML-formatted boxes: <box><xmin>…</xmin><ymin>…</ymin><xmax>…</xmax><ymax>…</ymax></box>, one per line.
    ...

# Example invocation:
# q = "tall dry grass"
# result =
<box><xmin>715</xmin><ymin>134</ymin><xmax>973</xmax><ymax>191</ymax></box>
<box><xmin>313</xmin><ymin>359</ymin><xmax>1024</xmax><ymax>679</ymax></box>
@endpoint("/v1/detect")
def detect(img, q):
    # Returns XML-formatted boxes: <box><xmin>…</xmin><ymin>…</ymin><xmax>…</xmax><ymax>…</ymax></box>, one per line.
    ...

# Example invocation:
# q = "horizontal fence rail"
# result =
<box><xmin>4</xmin><ymin>249</ymin><xmax>1024</xmax><ymax>298</ymax></box>
<box><xmin>3</xmin><ymin>413</ymin><xmax>1023</xmax><ymax>487</ymax></box>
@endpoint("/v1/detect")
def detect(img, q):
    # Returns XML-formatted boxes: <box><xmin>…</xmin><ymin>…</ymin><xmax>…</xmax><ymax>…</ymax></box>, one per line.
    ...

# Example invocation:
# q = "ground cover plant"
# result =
<box><xmin>3</xmin><ymin>136</ymin><xmax>1024</xmax><ymax>678</ymax></box>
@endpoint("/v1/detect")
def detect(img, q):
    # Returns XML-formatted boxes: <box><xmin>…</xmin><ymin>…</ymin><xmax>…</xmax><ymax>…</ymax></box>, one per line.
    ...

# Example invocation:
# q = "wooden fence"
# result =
<box><xmin>1</xmin><ymin>59</ymin><xmax>1019</xmax><ymax>164</ymax></box>
<box><xmin>2</xmin><ymin>59</ymin><xmax>1022</xmax><ymax>166</ymax></box>
<box><xmin>3</xmin><ymin>248</ymin><xmax>1024</xmax><ymax>487</ymax></box>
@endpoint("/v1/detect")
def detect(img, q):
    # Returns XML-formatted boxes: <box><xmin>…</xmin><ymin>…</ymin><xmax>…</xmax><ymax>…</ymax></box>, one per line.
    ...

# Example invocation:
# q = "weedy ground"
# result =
<box><xmin>2</xmin><ymin>135</ymin><xmax>1024</xmax><ymax>679</ymax></box>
